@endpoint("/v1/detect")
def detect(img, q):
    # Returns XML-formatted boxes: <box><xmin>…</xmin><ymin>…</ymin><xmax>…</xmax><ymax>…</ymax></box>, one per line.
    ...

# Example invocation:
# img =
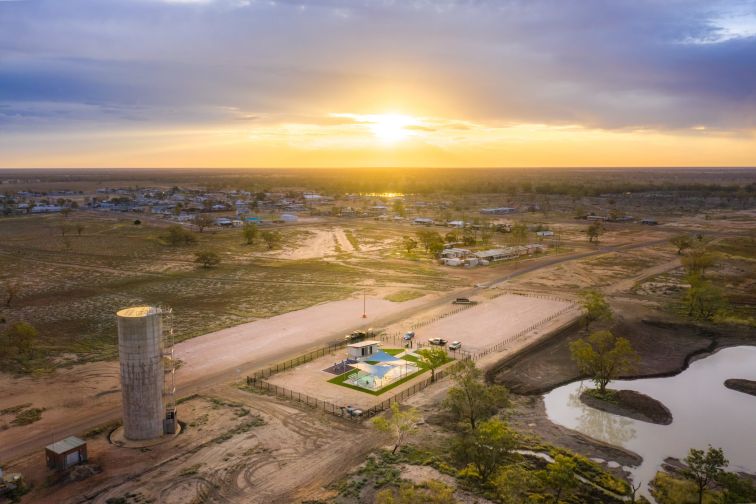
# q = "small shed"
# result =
<box><xmin>347</xmin><ymin>340</ymin><xmax>381</xmax><ymax>360</ymax></box>
<box><xmin>45</xmin><ymin>436</ymin><xmax>87</xmax><ymax>471</ymax></box>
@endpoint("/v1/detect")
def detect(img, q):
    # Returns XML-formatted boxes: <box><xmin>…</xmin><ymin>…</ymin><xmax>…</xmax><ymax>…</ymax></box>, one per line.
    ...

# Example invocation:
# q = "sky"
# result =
<box><xmin>1</xmin><ymin>0</ymin><xmax>755</xmax><ymax>168</ymax></box>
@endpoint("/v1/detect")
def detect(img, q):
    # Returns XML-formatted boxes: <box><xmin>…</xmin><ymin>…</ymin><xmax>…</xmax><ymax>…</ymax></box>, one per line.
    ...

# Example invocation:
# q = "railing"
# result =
<box><xmin>250</xmin><ymin>340</ymin><xmax>348</xmax><ymax>380</ymax></box>
<box><xmin>468</xmin><ymin>304</ymin><xmax>577</xmax><ymax>360</ymax></box>
<box><xmin>245</xmin><ymin>365</ymin><xmax>451</xmax><ymax>420</ymax></box>
<box><xmin>377</xmin><ymin>291</ymin><xmax>579</xmax><ymax>362</ymax></box>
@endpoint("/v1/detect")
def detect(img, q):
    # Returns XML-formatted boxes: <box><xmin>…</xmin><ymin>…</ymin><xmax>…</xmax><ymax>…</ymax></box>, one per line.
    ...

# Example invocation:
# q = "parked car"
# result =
<box><xmin>344</xmin><ymin>327</ymin><xmax>377</xmax><ymax>342</ymax></box>
<box><xmin>403</xmin><ymin>331</ymin><xmax>415</xmax><ymax>340</ymax></box>
<box><xmin>452</xmin><ymin>297</ymin><xmax>473</xmax><ymax>305</ymax></box>
<box><xmin>448</xmin><ymin>341</ymin><xmax>462</xmax><ymax>350</ymax></box>
<box><xmin>428</xmin><ymin>338</ymin><xmax>447</xmax><ymax>346</ymax></box>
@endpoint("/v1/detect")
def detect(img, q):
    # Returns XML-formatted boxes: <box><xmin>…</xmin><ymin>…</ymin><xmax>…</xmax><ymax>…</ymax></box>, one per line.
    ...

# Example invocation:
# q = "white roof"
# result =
<box><xmin>347</xmin><ymin>340</ymin><xmax>381</xmax><ymax>348</ymax></box>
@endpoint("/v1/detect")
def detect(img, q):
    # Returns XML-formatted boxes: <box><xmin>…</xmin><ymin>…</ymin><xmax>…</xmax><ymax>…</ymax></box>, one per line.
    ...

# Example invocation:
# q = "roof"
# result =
<box><xmin>347</xmin><ymin>340</ymin><xmax>381</xmax><ymax>348</ymax></box>
<box><xmin>46</xmin><ymin>436</ymin><xmax>86</xmax><ymax>455</ymax></box>
<box><xmin>117</xmin><ymin>306</ymin><xmax>158</xmax><ymax>318</ymax></box>
<box><xmin>354</xmin><ymin>361</ymin><xmax>407</xmax><ymax>378</ymax></box>
<box><xmin>475</xmin><ymin>248</ymin><xmax>518</xmax><ymax>259</ymax></box>
<box><xmin>368</xmin><ymin>351</ymin><xmax>404</xmax><ymax>363</ymax></box>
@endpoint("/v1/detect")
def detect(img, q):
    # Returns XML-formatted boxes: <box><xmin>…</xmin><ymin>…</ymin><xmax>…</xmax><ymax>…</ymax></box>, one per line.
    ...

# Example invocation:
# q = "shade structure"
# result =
<box><xmin>368</xmin><ymin>351</ymin><xmax>405</xmax><ymax>363</ymax></box>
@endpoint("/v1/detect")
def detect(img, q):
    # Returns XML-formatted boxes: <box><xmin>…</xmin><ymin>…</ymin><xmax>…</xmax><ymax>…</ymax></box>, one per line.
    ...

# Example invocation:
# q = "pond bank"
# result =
<box><xmin>580</xmin><ymin>390</ymin><xmax>672</xmax><ymax>425</ymax></box>
<box><xmin>724</xmin><ymin>378</ymin><xmax>756</xmax><ymax>397</ymax></box>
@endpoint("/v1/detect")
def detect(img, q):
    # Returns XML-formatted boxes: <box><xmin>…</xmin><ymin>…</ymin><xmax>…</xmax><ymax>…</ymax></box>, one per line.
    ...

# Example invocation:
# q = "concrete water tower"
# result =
<box><xmin>116</xmin><ymin>306</ymin><xmax>176</xmax><ymax>441</ymax></box>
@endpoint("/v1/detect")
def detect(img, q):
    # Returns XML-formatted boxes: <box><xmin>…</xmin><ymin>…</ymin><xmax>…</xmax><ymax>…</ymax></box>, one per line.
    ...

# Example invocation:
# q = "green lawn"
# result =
<box><xmin>327</xmin><ymin>350</ymin><xmax>450</xmax><ymax>395</ymax></box>
<box><xmin>327</xmin><ymin>366</ymin><xmax>428</xmax><ymax>396</ymax></box>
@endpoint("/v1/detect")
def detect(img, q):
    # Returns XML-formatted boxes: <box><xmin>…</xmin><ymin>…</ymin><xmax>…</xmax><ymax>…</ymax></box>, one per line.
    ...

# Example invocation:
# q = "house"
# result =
<box><xmin>30</xmin><ymin>205</ymin><xmax>63</xmax><ymax>214</ymax></box>
<box><xmin>45</xmin><ymin>437</ymin><xmax>87</xmax><ymax>471</ymax></box>
<box><xmin>586</xmin><ymin>215</ymin><xmax>608</xmax><ymax>222</ymax></box>
<box><xmin>215</xmin><ymin>217</ymin><xmax>233</xmax><ymax>227</ymax></box>
<box><xmin>447</xmin><ymin>220</ymin><xmax>465</xmax><ymax>228</ymax></box>
<box><xmin>536</xmin><ymin>230</ymin><xmax>554</xmax><ymax>237</ymax></box>
<box><xmin>279</xmin><ymin>213</ymin><xmax>298</xmax><ymax>222</ymax></box>
<box><xmin>413</xmin><ymin>217</ymin><xmax>434</xmax><ymax>226</ymax></box>
<box><xmin>441</xmin><ymin>248</ymin><xmax>471</xmax><ymax>259</ymax></box>
<box><xmin>474</xmin><ymin>247</ymin><xmax>520</xmax><ymax>262</ymax></box>
<box><xmin>641</xmin><ymin>218</ymin><xmax>658</xmax><ymax>225</ymax></box>
<box><xmin>346</xmin><ymin>340</ymin><xmax>381</xmax><ymax>361</ymax></box>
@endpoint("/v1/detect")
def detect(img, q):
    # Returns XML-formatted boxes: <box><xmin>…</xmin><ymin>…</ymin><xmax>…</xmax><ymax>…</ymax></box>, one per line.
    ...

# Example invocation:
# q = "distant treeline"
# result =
<box><xmin>2</xmin><ymin>167</ymin><xmax>755</xmax><ymax>198</ymax></box>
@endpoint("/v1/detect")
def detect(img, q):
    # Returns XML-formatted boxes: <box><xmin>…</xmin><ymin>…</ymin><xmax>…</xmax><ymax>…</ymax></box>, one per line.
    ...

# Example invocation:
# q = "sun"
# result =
<box><xmin>367</xmin><ymin>114</ymin><xmax>415</xmax><ymax>143</ymax></box>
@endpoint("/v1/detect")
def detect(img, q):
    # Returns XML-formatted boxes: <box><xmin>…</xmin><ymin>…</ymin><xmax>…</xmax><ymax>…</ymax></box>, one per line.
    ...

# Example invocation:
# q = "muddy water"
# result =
<box><xmin>543</xmin><ymin>346</ymin><xmax>756</xmax><ymax>497</ymax></box>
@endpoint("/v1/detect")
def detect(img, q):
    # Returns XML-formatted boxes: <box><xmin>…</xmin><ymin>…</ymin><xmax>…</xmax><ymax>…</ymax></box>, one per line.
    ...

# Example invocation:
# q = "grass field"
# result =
<box><xmin>0</xmin><ymin>214</ymin><xmax>461</xmax><ymax>371</ymax></box>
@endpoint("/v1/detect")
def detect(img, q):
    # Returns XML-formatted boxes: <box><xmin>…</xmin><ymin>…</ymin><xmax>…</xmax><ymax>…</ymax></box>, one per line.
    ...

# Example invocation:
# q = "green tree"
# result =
<box><xmin>417</xmin><ymin>347</ymin><xmax>448</xmax><ymax>382</ymax></box>
<box><xmin>428</xmin><ymin>237</ymin><xmax>445</xmax><ymax>257</ymax></box>
<box><xmin>164</xmin><ymin>225</ymin><xmax>197</xmax><ymax>246</ymax></box>
<box><xmin>444</xmin><ymin>359</ymin><xmax>509</xmax><ymax>430</ymax></box>
<box><xmin>242</xmin><ymin>222</ymin><xmax>259</xmax><ymax>245</ymax></box>
<box><xmin>2</xmin><ymin>322</ymin><xmax>38</xmax><ymax>358</ymax></box>
<box><xmin>587</xmin><ymin>221</ymin><xmax>604</xmax><ymax>243</ymax></box>
<box><xmin>372</xmin><ymin>402</ymin><xmax>420</xmax><ymax>455</ymax></box>
<box><xmin>462</xmin><ymin>229</ymin><xmax>476</xmax><ymax>246</ymax></box>
<box><xmin>493</xmin><ymin>465</ymin><xmax>540</xmax><ymax>504</ymax></box>
<box><xmin>402</xmin><ymin>236</ymin><xmax>418</xmax><ymax>253</ymax></box>
<box><xmin>416</xmin><ymin>230</ymin><xmax>443</xmax><ymax>253</ymax></box>
<box><xmin>682</xmin><ymin>247</ymin><xmax>715</xmax><ymax>277</ymax></box>
<box><xmin>569</xmin><ymin>330</ymin><xmax>639</xmax><ymax>395</ymax></box>
<box><xmin>670</xmin><ymin>234</ymin><xmax>693</xmax><ymax>255</ymax></box>
<box><xmin>193</xmin><ymin>213</ymin><xmax>214</xmax><ymax>233</ymax></box>
<box><xmin>683</xmin><ymin>446</ymin><xmax>728</xmax><ymax>504</ymax></box>
<box><xmin>75</xmin><ymin>223</ymin><xmax>85</xmax><ymax>236</ymax></box>
<box><xmin>684</xmin><ymin>276</ymin><xmax>726</xmax><ymax>321</ymax></box>
<box><xmin>194</xmin><ymin>250</ymin><xmax>221</xmax><ymax>268</ymax></box>
<box><xmin>511</xmin><ymin>223</ymin><xmax>528</xmax><ymax>245</ymax></box>
<box><xmin>717</xmin><ymin>470</ymin><xmax>756</xmax><ymax>504</ymax></box>
<box><xmin>539</xmin><ymin>454</ymin><xmax>579</xmax><ymax>503</ymax></box>
<box><xmin>376</xmin><ymin>480</ymin><xmax>456</xmax><ymax>504</ymax></box>
<box><xmin>580</xmin><ymin>289</ymin><xmax>612</xmax><ymax>328</ymax></box>
<box><xmin>261</xmin><ymin>230</ymin><xmax>282</xmax><ymax>250</ymax></box>
<box><xmin>452</xmin><ymin>418</ymin><xmax>518</xmax><ymax>483</ymax></box>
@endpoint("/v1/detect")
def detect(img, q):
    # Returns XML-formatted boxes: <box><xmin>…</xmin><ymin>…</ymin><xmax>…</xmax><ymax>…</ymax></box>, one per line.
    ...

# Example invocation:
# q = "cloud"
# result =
<box><xmin>0</xmin><ymin>0</ymin><xmax>754</xmax><ymax>134</ymax></box>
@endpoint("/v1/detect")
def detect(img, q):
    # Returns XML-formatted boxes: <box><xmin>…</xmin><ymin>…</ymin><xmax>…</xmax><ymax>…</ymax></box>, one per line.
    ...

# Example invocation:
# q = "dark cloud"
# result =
<box><xmin>0</xmin><ymin>0</ymin><xmax>754</xmax><ymax>131</ymax></box>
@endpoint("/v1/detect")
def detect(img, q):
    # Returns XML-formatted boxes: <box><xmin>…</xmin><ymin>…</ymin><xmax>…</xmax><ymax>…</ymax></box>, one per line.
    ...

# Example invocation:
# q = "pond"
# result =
<box><xmin>543</xmin><ymin>345</ymin><xmax>756</xmax><ymax>497</ymax></box>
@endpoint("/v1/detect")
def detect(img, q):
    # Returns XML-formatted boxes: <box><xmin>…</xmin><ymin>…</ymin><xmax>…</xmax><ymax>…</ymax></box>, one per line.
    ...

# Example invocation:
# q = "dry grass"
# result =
<box><xmin>0</xmin><ymin>215</ymin><xmax>458</xmax><ymax>369</ymax></box>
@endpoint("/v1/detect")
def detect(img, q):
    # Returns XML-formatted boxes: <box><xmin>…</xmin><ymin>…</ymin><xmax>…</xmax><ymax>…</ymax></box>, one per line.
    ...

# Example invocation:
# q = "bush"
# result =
<box><xmin>164</xmin><ymin>225</ymin><xmax>197</xmax><ymax>246</ymax></box>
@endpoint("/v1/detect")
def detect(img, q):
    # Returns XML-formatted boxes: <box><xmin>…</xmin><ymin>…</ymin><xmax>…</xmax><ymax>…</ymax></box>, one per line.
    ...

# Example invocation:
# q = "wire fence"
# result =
<box><xmin>243</xmin><ymin>291</ymin><xmax>579</xmax><ymax>421</ymax></box>
<box><xmin>245</xmin><ymin>365</ymin><xmax>451</xmax><ymax>420</ymax></box>
<box><xmin>250</xmin><ymin>340</ymin><xmax>348</xmax><ymax>380</ymax></box>
<box><xmin>468</xmin><ymin>304</ymin><xmax>578</xmax><ymax>360</ymax></box>
<box><xmin>376</xmin><ymin>291</ymin><xmax>579</xmax><ymax>362</ymax></box>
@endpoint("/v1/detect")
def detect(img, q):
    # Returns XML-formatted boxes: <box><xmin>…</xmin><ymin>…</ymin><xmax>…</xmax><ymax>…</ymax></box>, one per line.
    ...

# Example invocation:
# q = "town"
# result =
<box><xmin>0</xmin><ymin>167</ymin><xmax>754</xmax><ymax>504</ymax></box>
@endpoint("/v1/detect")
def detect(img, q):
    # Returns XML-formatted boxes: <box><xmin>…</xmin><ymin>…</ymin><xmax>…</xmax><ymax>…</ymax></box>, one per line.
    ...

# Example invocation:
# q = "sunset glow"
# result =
<box><xmin>0</xmin><ymin>0</ymin><xmax>754</xmax><ymax>168</ymax></box>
